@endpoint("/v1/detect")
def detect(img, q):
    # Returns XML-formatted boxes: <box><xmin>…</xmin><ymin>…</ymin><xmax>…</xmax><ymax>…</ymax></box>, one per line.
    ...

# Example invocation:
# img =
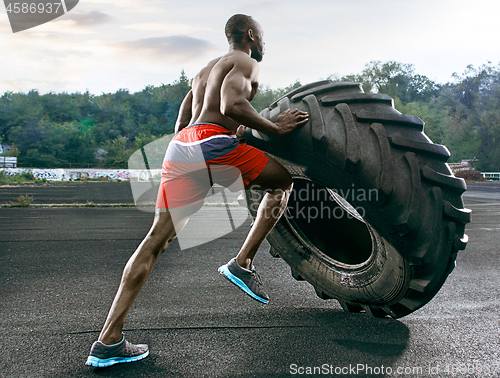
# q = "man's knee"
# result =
<box><xmin>271</xmin><ymin>160</ymin><xmax>292</xmax><ymax>187</ymax></box>
<box><xmin>148</xmin><ymin>226</ymin><xmax>176</xmax><ymax>254</ymax></box>
<box><xmin>160</xmin><ymin>235</ymin><xmax>176</xmax><ymax>254</ymax></box>
<box><xmin>150</xmin><ymin>207</ymin><xmax>193</xmax><ymax>255</ymax></box>
<box><xmin>280</xmin><ymin>170</ymin><xmax>293</xmax><ymax>189</ymax></box>
<box><xmin>147</xmin><ymin>213</ymin><xmax>174</xmax><ymax>252</ymax></box>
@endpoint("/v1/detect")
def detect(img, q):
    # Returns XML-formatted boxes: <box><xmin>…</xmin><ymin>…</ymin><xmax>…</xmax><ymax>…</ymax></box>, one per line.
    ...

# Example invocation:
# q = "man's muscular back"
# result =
<box><xmin>194</xmin><ymin>51</ymin><xmax>259</xmax><ymax>133</ymax></box>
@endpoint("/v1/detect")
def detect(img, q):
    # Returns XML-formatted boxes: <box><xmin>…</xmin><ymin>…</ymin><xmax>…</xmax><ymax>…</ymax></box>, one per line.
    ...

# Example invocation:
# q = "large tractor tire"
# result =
<box><xmin>245</xmin><ymin>80</ymin><xmax>471</xmax><ymax>318</ymax></box>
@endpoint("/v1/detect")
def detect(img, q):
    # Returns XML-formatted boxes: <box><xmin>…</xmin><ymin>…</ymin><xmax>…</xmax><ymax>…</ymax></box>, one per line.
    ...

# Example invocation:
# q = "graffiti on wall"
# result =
<box><xmin>0</xmin><ymin>168</ymin><xmax>160</xmax><ymax>181</ymax></box>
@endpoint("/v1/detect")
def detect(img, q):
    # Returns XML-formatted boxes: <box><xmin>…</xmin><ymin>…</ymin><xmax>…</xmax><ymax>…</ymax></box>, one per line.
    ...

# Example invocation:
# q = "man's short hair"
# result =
<box><xmin>225</xmin><ymin>14</ymin><xmax>257</xmax><ymax>44</ymax></box>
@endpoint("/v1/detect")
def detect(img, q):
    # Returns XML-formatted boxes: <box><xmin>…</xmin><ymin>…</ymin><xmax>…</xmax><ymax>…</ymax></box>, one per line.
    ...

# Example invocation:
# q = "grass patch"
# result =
<box><xmin>8</xmin><ymin>194</ymin><xmax>34</xmax><ymax>207</ymax></box>
<box><xmin>0</xmin><ymin>171</ymin><xmax>38</xmax><ymax>184</ymax></box>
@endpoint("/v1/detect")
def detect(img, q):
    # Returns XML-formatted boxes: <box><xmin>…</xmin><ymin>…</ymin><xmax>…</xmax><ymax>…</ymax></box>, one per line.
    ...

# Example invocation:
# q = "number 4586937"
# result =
<box><xmin>5</xmin><ymin>2</ymin><xmax>62</xmax><ymax>14</ymax></box>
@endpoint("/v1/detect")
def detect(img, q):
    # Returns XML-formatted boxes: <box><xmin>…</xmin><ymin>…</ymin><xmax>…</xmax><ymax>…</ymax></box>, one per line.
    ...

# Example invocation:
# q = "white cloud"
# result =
<box><xmin>59</xmin><ymin>11</ymin><xmax>113</xmax><ymax>26</ymax></box>
<box><xmin>111</xmin><ymin>35</ymin><xmax>218</xmax><ymax>64</ymax></box>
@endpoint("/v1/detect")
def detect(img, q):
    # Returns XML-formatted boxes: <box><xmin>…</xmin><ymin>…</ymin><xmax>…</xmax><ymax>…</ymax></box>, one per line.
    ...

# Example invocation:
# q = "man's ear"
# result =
<box><xmin>247</xmin><ymin>28</ymin><xmax>255</xmax><ymax>42</ymax></box>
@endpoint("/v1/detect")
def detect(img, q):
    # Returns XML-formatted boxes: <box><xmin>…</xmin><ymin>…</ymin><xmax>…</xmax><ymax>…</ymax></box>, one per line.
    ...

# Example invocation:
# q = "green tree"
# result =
<box><xmin>8</xmin><ymin>144</ymin><xmax>20</xmax><ymax>157</ymax></box>
<box><xmin>103</xmin><ymin>136</ymin><xmax>132</xmax><ymax>167</ymax></box>
<box><xmin>448</xmin><ymin>63</ymin><xmax>500</xmax><ymax>169</ymax></box>
<box><xmin>1</xmin><ymin>64</ymin><xmax>499</xmax><ymax>170</ymax></box>
<box><xmin>330</xmin><ymin>61</ymin><xmax>438</xmax><ymax>103</ymax></box>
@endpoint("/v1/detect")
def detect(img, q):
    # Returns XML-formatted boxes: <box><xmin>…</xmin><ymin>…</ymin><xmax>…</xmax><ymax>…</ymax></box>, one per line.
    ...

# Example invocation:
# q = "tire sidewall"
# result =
<box><xmin>247</xmin><ymin>160</ymin><xmax>410</xmax><ymax>305</ymax></box>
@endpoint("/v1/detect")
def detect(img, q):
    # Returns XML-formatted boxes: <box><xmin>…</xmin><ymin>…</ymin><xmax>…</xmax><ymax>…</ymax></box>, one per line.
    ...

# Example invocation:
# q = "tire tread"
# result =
<box><xmin>389</xmin><ymin>134</ymin><xmax>451</xmax><ymax>161</ymax></box>
<box><xmin>246</xmin><ymin>80</ymin><xmax>471</xmax><ymax>319</ymax></box>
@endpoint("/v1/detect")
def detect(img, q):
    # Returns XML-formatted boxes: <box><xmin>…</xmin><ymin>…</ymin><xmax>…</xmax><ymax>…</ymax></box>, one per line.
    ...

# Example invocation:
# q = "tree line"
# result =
<box><xmin>0</xmin><ymin>61</ymin><xmax>499</xmax><ymax>171</ymax></box>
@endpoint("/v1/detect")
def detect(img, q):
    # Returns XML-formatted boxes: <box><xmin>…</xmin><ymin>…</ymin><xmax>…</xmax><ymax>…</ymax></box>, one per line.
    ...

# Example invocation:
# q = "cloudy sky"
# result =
<box><xmin>0</xmin><ymin>0</ymin><xmax>499</xmax><ymax>95</ymax></box>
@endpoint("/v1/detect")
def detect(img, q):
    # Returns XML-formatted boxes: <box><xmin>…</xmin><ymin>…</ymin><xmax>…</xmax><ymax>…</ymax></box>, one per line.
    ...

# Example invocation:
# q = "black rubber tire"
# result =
<box><xmin>245</xmin><ymin>80</ymin><xmax>471</xmax><ymax>318</ymax></box>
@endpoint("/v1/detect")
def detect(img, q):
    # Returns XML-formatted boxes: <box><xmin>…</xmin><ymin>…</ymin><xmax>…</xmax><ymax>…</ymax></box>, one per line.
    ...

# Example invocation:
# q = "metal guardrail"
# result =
<box><xmin>482</xmin><ymin>172</ymin><xmax>500</xmax><ymax>181</ymax></box>
<box><xmin>0</xmin><ymin>157</ymin><xmax>17</xmax><ymax>167</ymax></box>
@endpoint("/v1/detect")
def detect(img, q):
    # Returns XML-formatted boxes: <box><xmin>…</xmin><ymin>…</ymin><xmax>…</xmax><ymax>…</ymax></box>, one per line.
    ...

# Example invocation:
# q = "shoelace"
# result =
<box><xmin>251</xmin><ymin>269</ymin><xmax>264</xmax><ymax>287</ymax></box>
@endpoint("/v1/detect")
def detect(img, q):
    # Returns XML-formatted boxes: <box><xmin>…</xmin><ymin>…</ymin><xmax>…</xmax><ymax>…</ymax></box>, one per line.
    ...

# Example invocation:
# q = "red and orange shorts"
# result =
<box><xmin>156</xmin><ymin>123</ymin><xmax>269</xmax><ymax>209</ymax></box>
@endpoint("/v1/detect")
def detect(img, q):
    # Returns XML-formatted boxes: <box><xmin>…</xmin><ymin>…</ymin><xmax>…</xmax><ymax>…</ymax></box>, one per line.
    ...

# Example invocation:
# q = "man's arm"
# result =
<box><xmin>174</xmin><ymin>90</ymin><xmax>193</xmax><ymax>134</ymax></box>
<box><xmin>220</xmin><ymin>60</ymin><xmax>308</xmax><ymax>136</ymax></box>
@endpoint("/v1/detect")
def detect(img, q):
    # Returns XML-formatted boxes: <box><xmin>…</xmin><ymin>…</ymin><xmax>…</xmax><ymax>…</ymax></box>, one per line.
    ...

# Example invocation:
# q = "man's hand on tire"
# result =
<box><xmin>275</xmin><ymin>109</ymin><xmax>309</xmax><ymax>135</ymax></box>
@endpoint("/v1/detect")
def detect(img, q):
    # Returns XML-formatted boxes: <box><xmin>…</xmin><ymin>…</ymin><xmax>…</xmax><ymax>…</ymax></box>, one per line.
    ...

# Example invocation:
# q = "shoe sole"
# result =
<box><xmin>218</xmin><ymin>265</ymin><xmax>269</xmax><ymax>304</ymax></box>
<box><xmin>86</xmin><ymin>350</ymin><xmax>149</xmax><ymax>367</ymax></box>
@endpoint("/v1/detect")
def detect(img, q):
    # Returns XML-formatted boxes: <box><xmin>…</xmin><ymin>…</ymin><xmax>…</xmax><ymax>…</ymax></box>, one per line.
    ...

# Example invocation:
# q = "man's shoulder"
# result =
<box><xmin>220</xmin><ymin>51</ymin><xmax>257</xmax><ymax>67</ymax></box>
<box><xmin>224</xmin><ymin>53</ymin><xmax>259</xmax><ymax>77</ymax></box>
<box><xmin>199</xmin><ymin>52</ymin><xmax>257</xmax><ymax>82</ymax></box>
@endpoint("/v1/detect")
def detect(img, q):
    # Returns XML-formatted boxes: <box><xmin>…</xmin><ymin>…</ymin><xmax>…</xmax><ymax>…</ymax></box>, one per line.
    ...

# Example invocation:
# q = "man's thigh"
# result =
<box><xmin>246</xmin><ymin>155</ymin><xmax>292</xmax><ymax>191</ymax></box>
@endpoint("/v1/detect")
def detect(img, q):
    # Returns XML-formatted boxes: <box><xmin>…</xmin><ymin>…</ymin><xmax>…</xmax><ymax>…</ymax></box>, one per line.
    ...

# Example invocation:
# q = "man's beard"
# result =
<box><xmin>251</xmin><ymin>49</ymin><xmax>263</xmax><ymax>62</ymax></box>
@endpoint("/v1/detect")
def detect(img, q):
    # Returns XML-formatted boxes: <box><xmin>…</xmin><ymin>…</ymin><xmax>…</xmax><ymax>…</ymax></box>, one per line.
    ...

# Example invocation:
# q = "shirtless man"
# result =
<box><xmin>86</xmin><ymin>14</ymin><xmax>309</xmax><ymax>368</ymax></box>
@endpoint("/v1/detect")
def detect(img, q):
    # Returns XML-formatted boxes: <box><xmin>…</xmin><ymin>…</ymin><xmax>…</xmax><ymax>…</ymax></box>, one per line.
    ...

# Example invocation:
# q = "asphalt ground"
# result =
<box><xmin>0</xmin><ymin>181</ymin><xmax>240</xmax><ymax>207</ymax></box>
<box><xmin>0</xmin><ymin>182</ymin><xmax>499</xmax><ymax>377</ymax></box>
<box><xmin>0</xmin><ymin>182</ymin><xmax>136</xmax><ymax>205</ymax></box>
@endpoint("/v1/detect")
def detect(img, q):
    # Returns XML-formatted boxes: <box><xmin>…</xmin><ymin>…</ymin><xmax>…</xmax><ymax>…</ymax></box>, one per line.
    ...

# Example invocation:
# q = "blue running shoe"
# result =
<box><xmin>218</xmin><ymin>258</ymin><xmax>269</xmax><ymax>304</ymax></box>
<box><xmin>86</xmin><ymin>335</ymin><xmax>149</xmax><ymax>368</ymax></box>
